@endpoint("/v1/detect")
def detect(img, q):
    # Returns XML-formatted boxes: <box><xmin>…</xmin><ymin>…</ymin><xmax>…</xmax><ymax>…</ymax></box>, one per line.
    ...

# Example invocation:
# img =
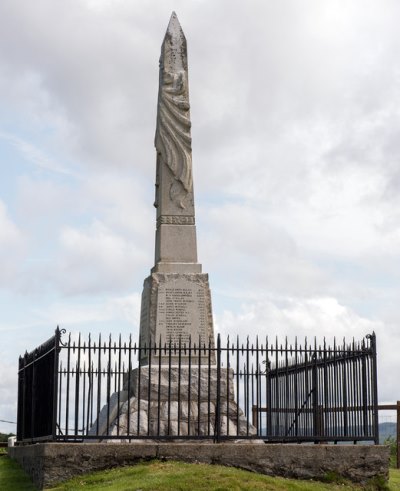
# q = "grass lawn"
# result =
<box><xmin>0</xmin><ymin>453</ymin><xmax>37</xmax><ymax>490</ymax></box>
<box><xmin>45</xmin><ymin>461</ymin><xmax>400</xmax><ymax>491</ymax></box>
<box><xmin>2</xmin><ymin>453</ymin><xmax>400</xmax><ymax>490</ymax></box>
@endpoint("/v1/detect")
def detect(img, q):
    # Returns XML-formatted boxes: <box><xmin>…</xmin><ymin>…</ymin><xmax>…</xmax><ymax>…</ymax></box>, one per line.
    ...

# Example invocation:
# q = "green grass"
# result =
<box><xmin>2</xmin><ymin>455</ymin><xmax>400</xmax><ymax>490</ymax></box>
<box><xmin>0</xmin><ymin>453</ymin><xmax>37</xmax><ymax>490</ymax></box>
<box><xmin>46</xmin><ymin>461</ymin><xmax>398</xmax><ymax>491</ymax></box>
<box><xmin>390</xmin><ymin>468</ymin><xmax>400</xmax><ymax>490</ymax></box>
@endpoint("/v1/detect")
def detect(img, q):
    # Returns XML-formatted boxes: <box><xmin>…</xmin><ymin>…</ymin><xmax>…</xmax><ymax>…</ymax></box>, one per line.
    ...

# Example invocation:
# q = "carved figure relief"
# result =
<box><xmin>155</xmin><ymin>68</ymin><xmax>193</xmax><ymax>209</ymax></box>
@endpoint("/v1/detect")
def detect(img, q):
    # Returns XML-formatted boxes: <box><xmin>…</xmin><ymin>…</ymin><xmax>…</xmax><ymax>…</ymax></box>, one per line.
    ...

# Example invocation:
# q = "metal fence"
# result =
<box><xmin>16</xmin><ymin>331</ymin><xmax>59</xmax><ymax>442</ymax></box>
<box><xmin>16</xmin><ymin>329</ymin><xmax>378</xmax><ymax>444</ymax></box>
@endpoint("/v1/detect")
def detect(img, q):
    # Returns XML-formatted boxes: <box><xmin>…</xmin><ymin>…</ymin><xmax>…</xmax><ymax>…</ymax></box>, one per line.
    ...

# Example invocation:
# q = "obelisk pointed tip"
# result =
<box><xmin>166</xmin><ymin>11</ymin><xmax>183</xmax><ymax>36</ymax></box>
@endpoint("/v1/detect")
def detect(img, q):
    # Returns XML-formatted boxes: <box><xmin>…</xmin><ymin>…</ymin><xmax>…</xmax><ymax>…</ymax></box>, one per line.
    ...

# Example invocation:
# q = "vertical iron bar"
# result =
<box><xmin>197</xmin><ymin>337</ymin><xmax>201</xmax><ymax>436</ymax></box>
<box><xmin>147</xmin><ymin>336</ymin><xmax>152</xmax><ymax>437</ymax></box>
<box><xmin>207</xmin><ymin>337</ymin><xmax>212</xmax><ymax>435</ymax></box>
<box><xmin>246</xmin><ymin>337</ymin><xmax>250</xmax><ymax>435</ymax></box>
<box><xmin>74</xmin><ymin>333</ymin><xmax>81</xmax><ymax>437</ymax></box>
<box><xmin>396</xmin><ymin>401</ymin><xmax>400</xmax><ymax>469</ymax></box>
<box><xmin>86</xmin><ymin>334</ymin><xmax>92</xmax><ymax>433</ymax></box>
<box><xmin>58</xmin><ymin>362</ymin><xmax>63</xmax><ymax>439</ymax></box>
<box><xmin>285</xmin><ymin>337</ymin><xmax>289</xmax><ymax>436</ymax></box>
<box><xmin>127</xmin><ymin>334</ymin><xmax>132</xmax><ymax>438</ymax></box>
<box><xmin>275</xmin><ymin>337</ymin><xmax>279</xmax><ymax>436</ymax></box>
<box><xmin>266</xmin><ymin>338</ymin><xmax>272</xmax><ymax>438</ymax></box>
<box><xmin>66</xmin><ymin>333</ymin><xmax>71</xmax><ymax>437</ymax></box>
<box><xmin>106</xmin><ymin>335</ymin><xmax>112</xmax><ymax>436</ymax></box>
<box><xmin>188</xmin><ymin>336</ymin><xmax>192</xmax><ymax>436</ymax></box>
<box><xmin>370</xmin><ymin>333</ymin><xmax>379</xmax><ymax>444</ymax></box>
<box><xmin>167</xmin><ymin>338</ymin><xmax>172</xmax><ymax>435</ymax></box>
<box><xmin>96</xmin><ymin>334</ymin><xmax>102</xmax><ymax>437</ymax></box>
<box><xmin>52</xmin><ymin>328</ymin><xmax>61</xmax><ymax>440</ymax></box>
<box><xmin>294</xmin><ymin>337</ymin><xmax>298</xmax><ymax>438</ymax></box>
<box><xmin>236</xmin><ymin>336</ymin><xmax>240</xmax><ymax>434</ymax></box>
<box><xmin>312</xmin><ymin>339</ymin><xmax>318</xmax><ymax>440</ymax></box>
<box><xmin>157</xmin><ymin>336</ymin><xmax>162</xmax><ymax>436</ymax></box>
<box><xmin>227</xmin><ymin>337</ymin><xmax>231</xmax><ymax>436</ymax></box>
<box><xmin>215</xmin><ymin>333</ymin><xmax>221</xmax><ymax>443</ymax></box>
<box><xmin>117</xmin><ymin>334</ymin><xmax>122</xmax><ymax>437</ymax></box>
<box><xmin>137</xmin><ymin>338</ymin><xmax>143</xmax><ymax>435</ymax></box>
<box><xmin>343</xmin><ymin>339</ymin><xmax>348</xmax><ymax>437</ymax></box>
<box><xmin>177</xmin><ymin>336</ymin><xmax>182</xmax><ymax>437</ymax></box>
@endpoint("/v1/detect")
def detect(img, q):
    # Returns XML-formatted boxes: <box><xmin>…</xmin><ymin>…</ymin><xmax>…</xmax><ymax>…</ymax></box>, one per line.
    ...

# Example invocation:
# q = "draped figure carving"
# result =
<box><xmin>155</xmin><ymin>13</ymin><xmax>193</xmax><ymax>210</ymax></box>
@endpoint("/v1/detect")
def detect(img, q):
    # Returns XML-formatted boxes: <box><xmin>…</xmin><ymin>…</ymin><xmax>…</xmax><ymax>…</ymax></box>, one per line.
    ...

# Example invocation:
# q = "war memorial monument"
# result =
<box><xmin>9</xmin><ymin>13</ymin><xmax>389</xmax><ymax>489</ymax></box>
<box><xmin>97</xmin><ymin>11</ymin><xmax>254</xmax><ymax>438</ymax></box>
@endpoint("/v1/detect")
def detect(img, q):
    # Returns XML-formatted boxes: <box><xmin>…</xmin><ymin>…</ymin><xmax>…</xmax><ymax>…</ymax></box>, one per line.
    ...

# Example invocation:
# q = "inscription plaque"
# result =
<box><xmin>157</xmin><ymin>278</ymin><xmax>207</xmax><ymax>345</ymax></box>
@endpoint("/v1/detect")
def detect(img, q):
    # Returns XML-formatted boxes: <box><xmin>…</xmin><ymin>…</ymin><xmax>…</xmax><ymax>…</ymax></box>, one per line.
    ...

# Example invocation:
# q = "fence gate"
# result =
<box><xmin>17</xmin><ymin>329</ymin><xmax>62</xmax><ymax>442</ymax></box>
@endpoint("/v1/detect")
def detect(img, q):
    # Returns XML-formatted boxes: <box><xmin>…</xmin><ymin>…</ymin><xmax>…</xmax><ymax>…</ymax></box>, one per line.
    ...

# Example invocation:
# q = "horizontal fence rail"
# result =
<box><xmin>16</xmin><ymin>329</ymin><xmax>378</xmax><ymax>444</ymax></box>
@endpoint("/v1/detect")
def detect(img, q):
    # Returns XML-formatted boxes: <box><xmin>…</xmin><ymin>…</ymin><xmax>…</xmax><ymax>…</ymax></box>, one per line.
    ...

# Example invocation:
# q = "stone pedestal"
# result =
<box><xmin>139</xmin><ymin>273</ymin><xmax>214</xmax><ymax>363</ymax></box>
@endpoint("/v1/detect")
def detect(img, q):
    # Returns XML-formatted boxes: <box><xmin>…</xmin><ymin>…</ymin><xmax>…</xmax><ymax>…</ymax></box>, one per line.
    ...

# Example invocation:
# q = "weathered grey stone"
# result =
<box><xmin>137</xmin><ymin>12</ymin><xmax>216</xmax><ymax>355</ymax></box>
<box><xmin>153</xmin><ymin>12</ymin><xmax>196</xmax><ymax>262</ymax></box>
<box><xmin>8</xmin><ymin>442</ymin><xmax>390</xmax><ymax>489</ymax></box>
<box><xmin>100</xmin><ymin>366</ymin><xmax>256</xmax><ymax>438</ymax></box>
<box><xmin>87</xmin><ymin>390</ymin><xmax>128</xmax><ymax>437</ymax></box>
<box><xmin>139</xmin><ymin>273</ymin><xmax>214</xmax><ymax>359</ymax></box>
<box><xmin>102</xmin><ymin>393</ymin><xmax>255</xmax><ymax>438</ymax></box>
<box><xmin>124</xmin><ymin>366</ymin><xmax>234</xmax><ymax>400</ymax></box>
<box><xmin>85</xmin><ymin>11</ymin><xmax>254</xmax><ymax>445</ymax></box>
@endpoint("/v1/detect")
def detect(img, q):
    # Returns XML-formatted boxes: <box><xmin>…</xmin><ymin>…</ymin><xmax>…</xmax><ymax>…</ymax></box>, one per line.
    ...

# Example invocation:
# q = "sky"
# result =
<box><xmin>1</xmin><ymin>0</ymin><xmax>400</xmax><ymax>433</ymax></box>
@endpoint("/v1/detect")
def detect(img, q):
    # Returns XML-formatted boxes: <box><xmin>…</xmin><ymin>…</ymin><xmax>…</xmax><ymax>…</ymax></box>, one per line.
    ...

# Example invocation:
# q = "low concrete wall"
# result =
<box><xmin>8</xmin><ymin>442</ymin><xmax>390</xmax><ymax>490</ymax></box>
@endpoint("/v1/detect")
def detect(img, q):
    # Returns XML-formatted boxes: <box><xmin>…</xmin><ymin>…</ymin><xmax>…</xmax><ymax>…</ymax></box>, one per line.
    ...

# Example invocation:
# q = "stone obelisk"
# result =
<box><xmin>139</xmin><ymin>12</ymin><xmax>214</xmax><ymax>358</ymax></box>
<box><xmin>90</xmin><ymin>15</ymin><xmax>256</xmax><ymax>438</ymax></box>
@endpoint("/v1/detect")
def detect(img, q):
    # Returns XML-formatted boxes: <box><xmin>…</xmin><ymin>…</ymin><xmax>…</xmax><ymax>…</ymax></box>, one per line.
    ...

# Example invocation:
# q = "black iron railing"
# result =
<box><xmin>16</xmin><ymin>329</ymin><xmax>378</xmax><ymax>444</ymax></box>
<box><xmin>17</xmin><ymin>329</ymin><xmax>63</xmax><ymax>442</ymax></box>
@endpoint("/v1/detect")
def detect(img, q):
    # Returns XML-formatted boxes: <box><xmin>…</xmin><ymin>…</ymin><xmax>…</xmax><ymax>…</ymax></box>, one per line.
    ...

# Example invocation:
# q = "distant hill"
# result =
<box><xmin>258</xmin><ymin>422</ymin><xmax>396</xmax><ymax>444</ymax></box>
<box><xmin>379</xmin><ymin>422</ymin><xmax>396</xmax><ymax>443</ymax></box>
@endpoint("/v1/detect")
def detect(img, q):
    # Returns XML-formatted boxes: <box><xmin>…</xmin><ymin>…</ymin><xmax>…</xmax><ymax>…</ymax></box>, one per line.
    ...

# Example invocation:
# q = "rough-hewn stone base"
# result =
<box><xmin>8</xmin><ymin>442</ymin><xmax>390</xmax><ymax>490</ymax></box>
<box><xmin>89</xmin><ymin>367</ymin><xmax>257</xmax><ymax>438</ymax></box>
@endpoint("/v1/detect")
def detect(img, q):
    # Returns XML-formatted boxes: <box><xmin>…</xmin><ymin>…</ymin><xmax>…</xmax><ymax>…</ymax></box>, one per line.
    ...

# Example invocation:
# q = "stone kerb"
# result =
<box><xmin>8</xmin><ymin>442</ymin><xmax>390</xmax><ymax>489</ymax></box>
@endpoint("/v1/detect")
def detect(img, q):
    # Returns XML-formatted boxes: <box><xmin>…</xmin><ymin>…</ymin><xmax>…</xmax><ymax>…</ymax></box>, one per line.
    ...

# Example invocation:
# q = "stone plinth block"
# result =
<box><xmin>123</xmin><ymin>366</ymin><xmax>234</xmax><ymax>401</ymax></box>
<box><xmin>8</xmin><ymin>442</ymin><xmax>390</xmax><ymax>489</ymax></box>
<box><xmin>138</xmin><ymin>272</ymin><xmax>214</xmax><ymax>364</ymax></box>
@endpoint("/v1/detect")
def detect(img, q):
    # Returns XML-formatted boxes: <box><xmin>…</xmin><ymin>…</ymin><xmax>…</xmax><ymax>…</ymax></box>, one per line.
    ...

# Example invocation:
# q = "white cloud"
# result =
<box><xmin>0</xmin><ymin>131</ymin><xmax>75</xmax><ymax>176</ymax></box>
<box><xmin>0</xmin><ymin>0</ymin><xmax>399</xmax><ymax>422</ymax></box>
<box><xmin>56</xmin><ymin>220</ymin><xmax>147</xmax><ymax>295</ymax></box>
<box><xmin>0</xmin><ymin>360</ymin><xmax>18</xmax><ymax>434</ymax></box>
<box><xmin>0</xmin><ymin>201</ymin><xmax>25</xmax><ymax>285</ymax></box>
<box><xmin>38</xmin><ymin>293</ymin><xmax>141</xmax><ymax>328</ymax></box>
<box><xmin>216</xmin><ymin>296</ymin><xmax>380</xmax><ymax>341</ymax></box>
<box><xmin>215</xmin><ymin>296</ymin><xmax>397</xmax><ymax>401</ymax></box>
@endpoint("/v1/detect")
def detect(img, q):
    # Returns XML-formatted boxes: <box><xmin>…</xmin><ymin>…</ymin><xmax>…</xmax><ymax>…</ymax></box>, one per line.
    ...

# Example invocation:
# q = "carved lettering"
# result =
<box><xmin>157</xmin><ymin>215</ymin><xmax>195</xmax><ymax>226</ymax></box>
<box><xmin>156</xmin><ymin>279</ymin><xmax>208</xmax><ymax>346</ymax></box>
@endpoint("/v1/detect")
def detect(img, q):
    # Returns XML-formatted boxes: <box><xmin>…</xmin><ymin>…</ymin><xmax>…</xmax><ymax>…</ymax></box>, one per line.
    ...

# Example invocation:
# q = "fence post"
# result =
<box><xmin>31</xmin><ymin>349</ymin><xmax>37</xmax><ymax>440</ymax></box>
<box><xmin>52</xmin><ymin>327</ymin><xmax>61</xmax><ymax>440</ymax></box>
<box><xmin>215</xmin><ymin>334</ymin><xmax>221</xmax><ymax>443</ymax></box>
<box><xmin>369</xmin><ymin>333</ymin><xmax>379</xmax><ymax>445</ymax></box>
<box><xmin>397</xmin><ymin>400</ymin><xmax>400</xmax><ymax>469</ymax></box>
<box><xmin>16</xmin><ymin>356</ymin><xmax>24</xmax><ymax>441</ymax></box>
<box><xmin>312</xmin><ymin>350</ymin><xmax>319</xmax><ymax>441</ymax></box>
